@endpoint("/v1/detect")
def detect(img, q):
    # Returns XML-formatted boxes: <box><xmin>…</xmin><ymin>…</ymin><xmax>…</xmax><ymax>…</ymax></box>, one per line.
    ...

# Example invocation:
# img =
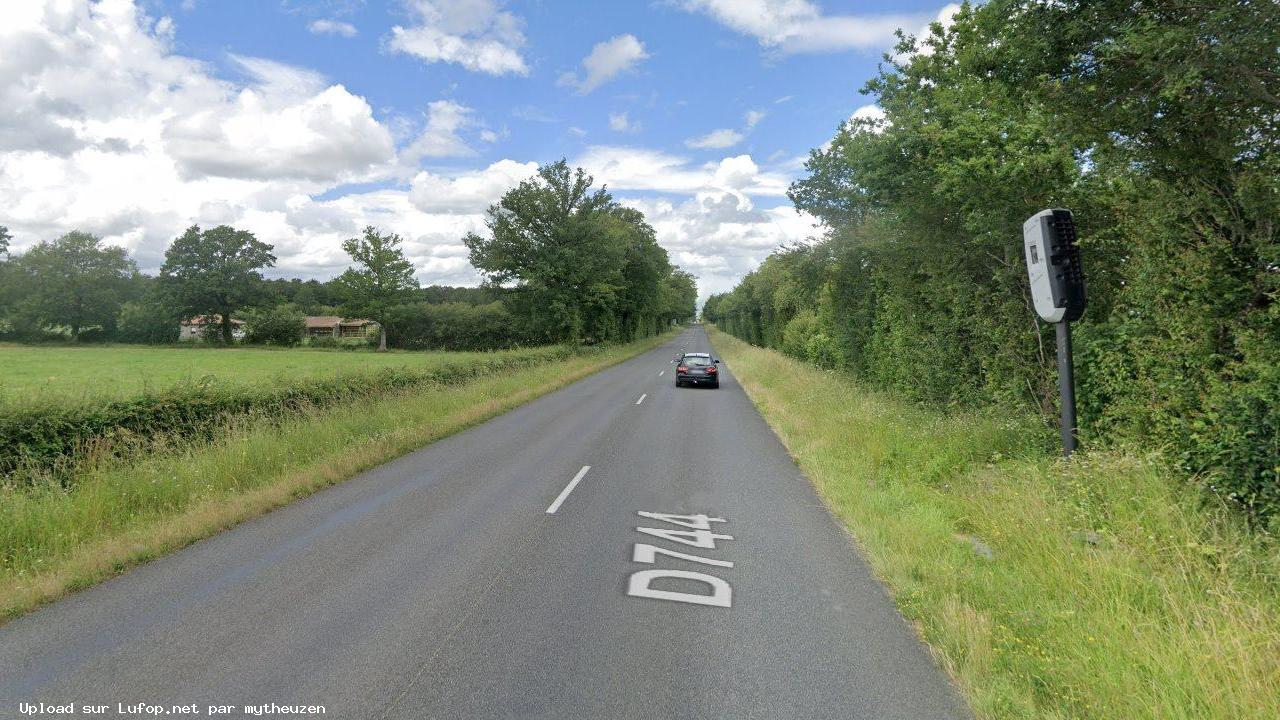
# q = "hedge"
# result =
<box><xmin>0</xmin><ymin>347</ymin><xmax>576</xmax><ymax>483</ymax></box>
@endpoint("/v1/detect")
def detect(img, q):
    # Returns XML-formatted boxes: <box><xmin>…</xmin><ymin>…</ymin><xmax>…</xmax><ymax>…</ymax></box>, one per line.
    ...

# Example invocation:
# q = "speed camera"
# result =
<box><xmin>1023</xmin><ymin>209</ymin><xmax>1086</xmax><ymax>324</ymax></box>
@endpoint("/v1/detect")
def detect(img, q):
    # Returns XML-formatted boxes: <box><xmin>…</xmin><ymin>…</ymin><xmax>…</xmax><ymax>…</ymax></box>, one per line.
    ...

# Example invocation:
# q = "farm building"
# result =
<box><xmin>179</xmin><ymin>315</ymin><xmax>245</xmax><ymax>341</ymax></box>
<box><xmin>304</xmin><ymin>316</ymin><xmax>379</xmax><ymax>339</ymax></box>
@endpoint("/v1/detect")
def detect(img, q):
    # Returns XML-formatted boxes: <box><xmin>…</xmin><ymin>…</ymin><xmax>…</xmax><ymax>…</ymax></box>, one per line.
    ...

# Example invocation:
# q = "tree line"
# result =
<box><xmin>704</xmin><ymin>1</ymin><xmax>1279</xmax><ymax>520</ymax></box>
<box><xmin>0</xmin><ymin>160</ymin><xmax>697</xmax><ymax>351</ymax></box>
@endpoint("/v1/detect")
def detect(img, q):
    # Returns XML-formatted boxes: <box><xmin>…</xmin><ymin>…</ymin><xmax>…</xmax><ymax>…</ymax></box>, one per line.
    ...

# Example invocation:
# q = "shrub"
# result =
<box><xmin>388</xmin><ymin>301</ymin><xmax>535</xmax><ymax>351</ymax></box>
<box><xmin>244</xmin><ymin>304</ymin><xmax>305</xmax><ymax>346</ymax></box>
<box><xmin>116</xmin><ymin>301</ymin><xmax>178</xmax><ymax>344</ymax></box>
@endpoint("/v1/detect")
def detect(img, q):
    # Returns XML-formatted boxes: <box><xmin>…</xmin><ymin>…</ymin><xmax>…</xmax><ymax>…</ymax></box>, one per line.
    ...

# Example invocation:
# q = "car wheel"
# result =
<box><xmin>674</xmin><ymin>380</ymin><xmax>682</xmax><ymax>388</ymax></box>
<box><xmin>711</xmin><ymin>382</ymin><xmax>720</xmax><ymax>389</ymax></box>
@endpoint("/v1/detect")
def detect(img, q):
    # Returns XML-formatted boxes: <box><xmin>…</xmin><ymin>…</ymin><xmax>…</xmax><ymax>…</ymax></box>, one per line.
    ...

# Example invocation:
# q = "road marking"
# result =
<box><xmin>635</xmin><ymin>393</ymin><xmax>647</xmax><ymax>405</ymax></box>
<box><xmin>626</xmin><ymin>511</ymin><xmax>734</xmax><ymax>607</ymax></box>
<box><xmin>658</xmin><ymin>370</ymin><xmax>665</xmax><ymax>376</ymax></box>
<box><xmin>545</xmin><ymin>465</ymin><xmax>591</xmax><ymax>515</ymax></box>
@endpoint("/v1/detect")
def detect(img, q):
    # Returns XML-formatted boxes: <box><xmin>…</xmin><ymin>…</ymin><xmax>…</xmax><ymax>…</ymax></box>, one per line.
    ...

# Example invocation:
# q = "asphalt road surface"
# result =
<box><xmin>0</xmin><ymin>326</ymin><xmax>969</xmax><ymax>720</ymax></box>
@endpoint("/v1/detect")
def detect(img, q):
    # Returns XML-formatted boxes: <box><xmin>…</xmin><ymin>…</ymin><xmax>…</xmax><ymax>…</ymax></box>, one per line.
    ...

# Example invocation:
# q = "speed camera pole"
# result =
<box><xmin>1055</xmin><ymin>321</ymin><xmax>1077</xmax><ymax>455</ymax></box>
<box><xmin>1023</xmin><ymin>208</ymin><xmax>1086</xmax><ymax>458</ymax></box>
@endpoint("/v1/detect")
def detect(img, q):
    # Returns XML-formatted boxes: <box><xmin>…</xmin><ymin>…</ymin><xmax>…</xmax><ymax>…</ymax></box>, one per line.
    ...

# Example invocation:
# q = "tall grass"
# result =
<box><xmin>709</xmin><ymin>327</ymin><xmax>1280</xmax><ymax>720</ymax></box>
<box><xmin>0</xmin><ymin>331</ymin><xmax>676</xmax><ymax>622</ymax></box>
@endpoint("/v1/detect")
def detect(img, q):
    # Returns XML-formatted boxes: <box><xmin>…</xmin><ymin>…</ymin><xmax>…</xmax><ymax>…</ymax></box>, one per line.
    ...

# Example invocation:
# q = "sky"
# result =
<box><xmin>0</xmin><ymin>0</ymin><xmax>959</xmax><ymax>299</ymax></box>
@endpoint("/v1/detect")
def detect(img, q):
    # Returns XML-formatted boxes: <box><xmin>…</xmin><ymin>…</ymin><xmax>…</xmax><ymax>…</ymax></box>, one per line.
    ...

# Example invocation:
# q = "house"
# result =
<box><xmin>304</xmin><ymin>316</ymin><xmax>378</xmax><ymax>339</ymax></box>
<box><xmin>179</xmin><ymin>315</ymin><xmax>245</xmax><ymax>341</ymax></box>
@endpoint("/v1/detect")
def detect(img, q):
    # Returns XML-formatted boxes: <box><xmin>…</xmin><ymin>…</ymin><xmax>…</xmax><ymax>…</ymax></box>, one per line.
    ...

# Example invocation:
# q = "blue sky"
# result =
<box><xmin>1</xmin><ymin>0</ymin><xmax>958</xmax><ymax>297</ymax></box>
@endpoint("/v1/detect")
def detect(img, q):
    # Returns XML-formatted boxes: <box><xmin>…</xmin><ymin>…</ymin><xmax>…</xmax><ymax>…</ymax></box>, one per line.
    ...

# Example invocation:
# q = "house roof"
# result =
<box><xmin>304</xmin><ymin>316</ymin><xmax>343</xmax><ymax>328</ymax></box>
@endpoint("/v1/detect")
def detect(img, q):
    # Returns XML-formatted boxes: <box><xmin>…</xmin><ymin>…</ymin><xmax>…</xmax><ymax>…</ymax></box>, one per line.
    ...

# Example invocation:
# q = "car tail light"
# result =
<box><xmin>677</xmin><ymin>365</ymin><xmax>688</xmax><ymax>373</ymax></box>
<box><xmin>706</xmin><ymin>365</ymin><xmax>717</xmax><ymax>373</ymax></box>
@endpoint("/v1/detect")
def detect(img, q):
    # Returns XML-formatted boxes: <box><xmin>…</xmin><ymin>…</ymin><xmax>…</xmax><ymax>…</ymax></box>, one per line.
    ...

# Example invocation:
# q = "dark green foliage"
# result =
<box><xmin>707</xmin><ymin>1</ymin><xmax>1280</xmax><ymax>520</ymax></box>
<box><xmin>14</xmin><ymin>231</ymin><xmax>138</xmax><ymax>339</ymax></box>
<box><xmin>115</xmin><ymin>301</ymin><xmax>179</xmax><ymax>344</ymax></box>
<box><xmin>465</xmin><ymin>159</ymin><xmax>696</xmax><ymax>344</ymax></box>
<box><xmin>387</xmin><ymin>301</ymin><xmax>534</xmax><ymax>351</ymax></box>
<box><xmin>158</xmin><ymin>225</ymin><xmax>276</xmax><ymax>344</ymax></box>
<box><xmin>262</xmin><ymin>278</ymin><xmax>342</xmax><ymax>314</ymax></box>
<box><xmin>335</xmin><ymin>227</ymin><xmax>419</xmax><ymax>351</ymax></box>
<box><xmin>244</xmin><ymin>304</ymin><xmax>305</xmax><ymax>346</ymax></box>
<box><xmin>0</xmin><ymin>347</ymin><xmax>578</xmax><ymax>481</ymax></box>
<box><xmin>416</xmin><ymin>285</ymin><xmax>500</xmax><ymax>305</ymax></box>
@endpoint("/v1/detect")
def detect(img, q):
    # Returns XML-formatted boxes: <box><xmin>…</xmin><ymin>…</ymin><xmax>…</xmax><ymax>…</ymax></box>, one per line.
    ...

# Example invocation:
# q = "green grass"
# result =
<box><xmin>0</xmin><ymin>343</ymin><xmax>564</xmax><ymax>406</ymax></box>
<box><xmin>708</xmin><ymin>326</ymin><xmax>1280</xmax><ymax>720</ymax></box>
<box><xmin>0</xmin><ymin>330</ymin><xmax>677</xmax><ymax>622</ymax></box>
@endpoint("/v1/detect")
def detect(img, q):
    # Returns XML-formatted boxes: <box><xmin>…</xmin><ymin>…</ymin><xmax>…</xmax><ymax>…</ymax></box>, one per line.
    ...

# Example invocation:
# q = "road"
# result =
<box><xmin>0</xmin><ymin>326</ymin><xmax>968</xmax><ymax>720</ymax></box>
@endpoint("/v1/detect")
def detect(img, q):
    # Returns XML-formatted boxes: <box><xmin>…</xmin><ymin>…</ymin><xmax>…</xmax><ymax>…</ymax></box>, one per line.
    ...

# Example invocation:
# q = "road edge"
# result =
<box><xmin>1</xmin><ymin>329</ymin><xmax>682</xmax><ymax>625</ymax></box>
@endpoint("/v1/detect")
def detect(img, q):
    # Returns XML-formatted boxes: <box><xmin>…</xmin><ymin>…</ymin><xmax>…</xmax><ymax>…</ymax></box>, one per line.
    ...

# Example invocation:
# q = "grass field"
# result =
<box><xmin>708</xmin><ymin>327</ymin><xmax>1280</xmax><ymax>720</ymax></box>
<box><xmin>0</xmin><ymin>343</ymin><xmax>560</xmax><ymax>406</ymax></box>
<box><xmin>0</xmin><ymin>330</ymin><xmax>676</xmax><ymax>622</ymax></box>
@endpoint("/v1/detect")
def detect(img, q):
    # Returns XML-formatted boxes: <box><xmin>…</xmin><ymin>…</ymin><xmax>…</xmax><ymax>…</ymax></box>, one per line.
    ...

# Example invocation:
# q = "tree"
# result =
<box><xmin>116</xmin><ymin>300</ymin><xmax>179</xmax><ymax>344</ymax></box>
<box><xmin>660</xmin><ymin>268</ymin><xmax>698</xmax><ymax>325</ymax></box>
<box><xmin>335</xmin><ymin>226</ymin><xmax>418</xmax><ymax>351</ymax></box>
<box><xmin>713</xmin><ymin>0</ymin><xmax>1280</xmax><ymax>519</ymax></box>
<box><xmin>465</xmin><ymin>160</ymin><xmax>632</xmax><ymax>342</ymax></box>
<box><xmin>0</xmin><ymin>226</ymin><xmax>22</xmax><ymax>327</ymax></box>
<box><xmin>18</xmin><ymin>231</ymin><xmax>137</xmax><ymax>339</ymax></box>
<box><xmin>244</xmin><ymin>304</ymin><xmax>306</xmax><ymax>346</ymax></box>
<box><xmin>157</xmin><ymin>225</ymin><xmax>276</xmax><ymax>343</ymax></box>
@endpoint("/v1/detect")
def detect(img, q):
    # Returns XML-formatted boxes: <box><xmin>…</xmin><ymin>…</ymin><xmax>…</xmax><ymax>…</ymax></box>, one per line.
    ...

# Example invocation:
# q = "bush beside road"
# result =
<box><xmin>709</xmin><ymin>326</ymin><xmax>1280</xmax><ymax>720</ymax></box>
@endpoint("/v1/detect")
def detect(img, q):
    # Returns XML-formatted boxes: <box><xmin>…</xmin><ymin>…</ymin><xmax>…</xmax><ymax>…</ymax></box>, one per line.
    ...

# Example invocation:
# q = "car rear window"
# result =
<box><xmin>683</xmin><ymin>355</ymin><xmax>712</xmax><ymax>366</ymax></box>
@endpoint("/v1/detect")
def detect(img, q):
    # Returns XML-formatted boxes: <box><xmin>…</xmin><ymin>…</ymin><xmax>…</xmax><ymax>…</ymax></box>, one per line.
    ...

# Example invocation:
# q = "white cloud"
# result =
<box><xmin>684</xmin><ymin>109</ymin><xmax>765</xmax><ymax>150</ymax></box>
<box><xmin>408</xmin><ymin>159</ymin><xmax>537</xmax><ymax>214</ymax></box>
<box><xmin>685</xmin><ymin>128</ymin><xmax>744</xmax><ymax>150</ymax></box>
<box><xmin>402</xmin><ymin>99</ymin><xmax>477</xmax><ymax>160</ymax></box>
<box><xmin>574</xmin><ymin>145</ymin><xmax>816</xmax><ymax>298</ymax></box>
<box><xmin>558</xmin><ymin>34</ymin><xmax>648</xmax><ymax>94</ymax></box>
<box><xmin>620</xmin><ymin>193</ymin><xmax>816</xmax><ymax>298</ymax></box>
<box><xmin>608</xmin><ymin>111</ymin><xmax>640</xmax><ymax>134</ymax></box>
<box><xmin>850</xmin><ymin>103</ymin><xmax>886</xmax><ymax>124</ymax></box>
<box><xmin>308</xmin><ymin>19</ymin><xmax>357</xmax><ymax>37</ymax></box>
<box><xmin>0</xmin><ymin>0</ymin><xmax>495</xmax><ymax>283</ymax></box>
<box><xmin>679</xmin><ymin>0</ymin><xmax>933</xmax><ymax>54</ymax></box>
<box><xmin>575</xmin><ymin>146</ymin><xmax>789</xmax><ymax>197</ymax></box>
<box><xmin>388</xmin><ymin>0</ymin><xmax>528</xmax><ymax>76</ymax></box>
<box><xmin>164</xmin><ymin>55</ymin><xmax>394</xmax><ymax>181</ymax></box>
<box><xmin>0</xmin><ymin>0</ymin><xmax>815</xmax><ymax>295</ymax></box>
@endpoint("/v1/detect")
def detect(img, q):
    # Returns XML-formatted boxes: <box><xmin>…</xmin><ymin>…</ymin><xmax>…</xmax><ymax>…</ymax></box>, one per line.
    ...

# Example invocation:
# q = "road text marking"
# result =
<box><xmin>635</xmin><ymin>394</ymin><xmax>647</xmax><ymax>405</ymax></box>
<box><xmin>626</xmin><ymin>512</ymin><xmax>734</xmax><ymax>607</ymax></box>
<box><xmin>545</xmin><ymin>465</ymin><xmax>592</xmax><ymax>514</ymax></box>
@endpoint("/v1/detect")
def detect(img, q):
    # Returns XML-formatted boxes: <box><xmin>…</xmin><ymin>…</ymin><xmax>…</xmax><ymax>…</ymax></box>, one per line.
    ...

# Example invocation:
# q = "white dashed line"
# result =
<box><xmin>545</xmin><ymin>465</ymin><xmax>592</xmax><ymax>515</ymax></box>
<box><xmin>635</xmin><ymin>394</ymin><xmax>647</xmax><ymax>405</ymax></box>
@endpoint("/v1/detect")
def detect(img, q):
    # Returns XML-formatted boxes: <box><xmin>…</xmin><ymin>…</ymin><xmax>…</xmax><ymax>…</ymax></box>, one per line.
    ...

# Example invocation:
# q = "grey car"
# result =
<box><xmin>674</xmin><ymin>352</ymin><xmax>720</xmax><ymax>388</ymax></box>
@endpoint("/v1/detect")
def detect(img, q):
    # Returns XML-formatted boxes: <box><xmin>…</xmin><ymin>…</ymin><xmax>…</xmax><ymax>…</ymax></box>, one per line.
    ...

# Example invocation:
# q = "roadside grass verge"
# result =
<box><xmin>0</xmin><ymin>330</ymin><xmax>677</xmax><ymax>622</ymax></box>
<box><xmin>708</xmin><ymin>326</ymin><xmax>1280</xmax><ymax>720</ymax></box>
